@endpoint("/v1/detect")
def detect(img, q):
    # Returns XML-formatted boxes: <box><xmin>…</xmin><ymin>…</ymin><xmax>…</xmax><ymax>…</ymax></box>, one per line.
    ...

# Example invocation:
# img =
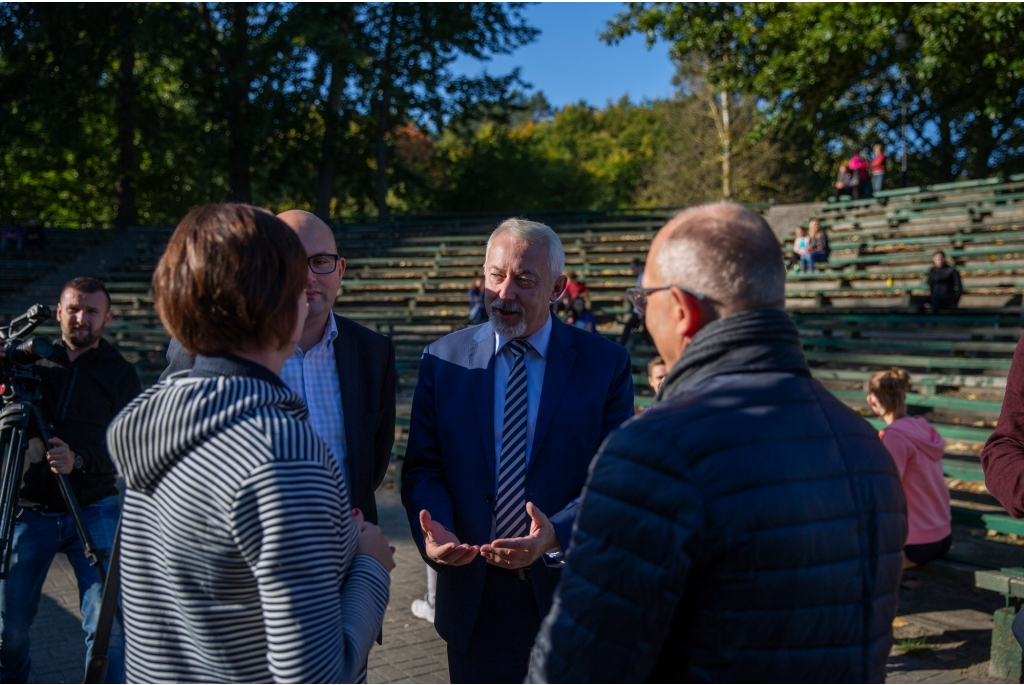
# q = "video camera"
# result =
<box><xmin>0</xmin><ymin>304</ymin><xmax>54</xmax><ymax>403</ymax></box>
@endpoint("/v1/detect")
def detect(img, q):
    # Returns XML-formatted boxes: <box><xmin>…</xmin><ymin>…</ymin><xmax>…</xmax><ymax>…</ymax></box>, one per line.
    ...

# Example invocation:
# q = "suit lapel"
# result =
<box><xmin>469</xmin><ymin>323</ymin><xmax>498</xmax><ymax>486</ymax></box>
<box><xmin>529</xmin><ymin>317</ymin><xmax>577</xmax><ymax>471</ymax></box>
<box><xmin>332</xmin><ymin>315</ymin><xmax>364</xmax><ymax>468</ymax></box>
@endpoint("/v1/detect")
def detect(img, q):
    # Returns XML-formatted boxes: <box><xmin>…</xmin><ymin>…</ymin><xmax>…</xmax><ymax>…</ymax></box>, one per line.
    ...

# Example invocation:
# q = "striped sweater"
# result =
<box><xmin>107</xmin><ymin>372</ymin><xmax>390</xmax><ymax>683</ymax></box>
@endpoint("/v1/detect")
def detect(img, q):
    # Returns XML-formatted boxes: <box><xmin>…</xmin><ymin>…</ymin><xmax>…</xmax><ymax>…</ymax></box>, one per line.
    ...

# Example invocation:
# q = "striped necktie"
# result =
<box><xmin>495</xmin><ymin>339</ymin><xmax>532</xmax><ymax>540</ymax></box>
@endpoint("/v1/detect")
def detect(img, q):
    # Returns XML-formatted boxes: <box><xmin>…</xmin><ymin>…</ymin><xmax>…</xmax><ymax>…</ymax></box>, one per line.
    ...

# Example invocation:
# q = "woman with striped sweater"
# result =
<box><xmin>107</xmin><ymin>204</ymin><xmax>393</xmax><ymax>683</ymax></box>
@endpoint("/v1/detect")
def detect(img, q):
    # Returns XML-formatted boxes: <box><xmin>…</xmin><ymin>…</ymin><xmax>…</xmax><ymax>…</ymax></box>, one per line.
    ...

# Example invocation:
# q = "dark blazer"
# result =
<box><xmin>401</xmin><ymin>313</ymin><xmax>634</xmax><ymax>653</ymax></box>
<box><xmin>160</xmin><ymin>314</ymin><xmax>396</xmax><ymax>524</ymax></box>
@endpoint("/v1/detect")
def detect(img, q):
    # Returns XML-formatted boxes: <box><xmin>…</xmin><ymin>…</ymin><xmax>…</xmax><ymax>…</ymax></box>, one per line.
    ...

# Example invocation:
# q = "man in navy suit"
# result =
<box><xmin>402</xmin><ymin>218</ymin><xmax>634</xmax><ymax>683</ymax></box>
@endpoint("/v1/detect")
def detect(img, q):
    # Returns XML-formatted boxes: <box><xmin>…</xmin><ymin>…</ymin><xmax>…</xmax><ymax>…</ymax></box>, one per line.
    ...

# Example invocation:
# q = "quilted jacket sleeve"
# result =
<box><xmin>528</xmin><ymin>418</ymin><xmax>703</xmax><ymax>683</ymax></box>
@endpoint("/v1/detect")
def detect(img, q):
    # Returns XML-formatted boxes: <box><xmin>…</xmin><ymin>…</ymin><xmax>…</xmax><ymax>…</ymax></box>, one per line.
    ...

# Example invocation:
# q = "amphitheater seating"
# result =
<box><xmin>0</xmin><ymin>228</ymin><xmax>112</xmax><ymax>306</ymax></box>
<box><xmin>7</xmin><ymin>178</ymin><xmax>1024</xmax><ymax>539</ymax></box>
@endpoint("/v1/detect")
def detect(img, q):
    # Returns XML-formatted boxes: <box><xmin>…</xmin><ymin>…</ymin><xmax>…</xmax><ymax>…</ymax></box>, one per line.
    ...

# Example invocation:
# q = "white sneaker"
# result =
<box><xmin>411</xmin><ymin>594</ymin><xmax>435</xmax><ymax>623</ymax></box>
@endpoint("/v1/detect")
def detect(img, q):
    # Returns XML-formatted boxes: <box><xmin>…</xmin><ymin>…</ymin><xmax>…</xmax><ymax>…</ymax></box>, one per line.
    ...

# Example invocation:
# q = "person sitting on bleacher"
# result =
<box><xmin>468</xmin><ymin>275</ymin><xmax>487</xmax><ymax>325</ymax></box>
<box><xmin>787</xmin><ymin>225</ymin><xmax>809</xmax><ymax>271</ymax></box>
<box><xmin>834</xmin><ymin>163</ymin><xmax>860</xmax><ymax>201</ymax></box>
<box><xmin>867</xmin><ymin>368</ymin><xmax>952</xmax><ymax>568</ymax></box>
<box><xmin>565</xmin><ymin>297</ymin><xmax>597</xmax><ymax>333</ymax></box>
<box><xmin>799</xmin><ymin>220</ymin><xmax>830</xmax><ymax>273</ymax></box>
<box><xmin>919</xmin><ymin>250</ymin><xmax>962</xmax><ymax>315</ymax></box>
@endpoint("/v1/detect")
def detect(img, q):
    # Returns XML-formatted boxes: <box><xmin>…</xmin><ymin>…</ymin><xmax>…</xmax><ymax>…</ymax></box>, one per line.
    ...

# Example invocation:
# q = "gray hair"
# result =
<box><xmin>485</xmin><ymin>218</ymin><xmax>565</xmax><ymax>279</ymax></box>
<box><xmin>654</xmin><ymin>203</ymin><xmax>785</xmax><ymax>314</ymax></box>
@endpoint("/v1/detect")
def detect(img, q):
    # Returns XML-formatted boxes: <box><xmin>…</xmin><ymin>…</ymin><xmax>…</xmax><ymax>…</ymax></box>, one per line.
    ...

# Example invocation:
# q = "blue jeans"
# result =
<box><xmin>799</xmin><ymin>251</ymin><xmax>830</xmax><ymax>273</ymax></box>
<box><xmin>872</xmin><ymin>173</ymin><xmax>884</xmax><ymax>193</ymax></box>
<box><xmin>0</xmin><ymin>496</ymin><xmax>123</xmax><ymax>683</ymax></box>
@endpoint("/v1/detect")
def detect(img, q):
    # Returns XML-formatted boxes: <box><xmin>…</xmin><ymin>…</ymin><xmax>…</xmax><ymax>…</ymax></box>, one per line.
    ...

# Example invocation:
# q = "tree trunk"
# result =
<box><xmin>374</xmin><ymin>5</ymin><xmax>398</xmax><ymax>218</ymax></box>
<box><xmin>375</xmin><ymin>87</ymin><xmax>391</xmax><ymax>218</ymax></box>
<box><xmin>936</xmin><ymin>113</ymin><xmax>953</xmax><ymax>183</ymax></box>
<box><xmin>720</xmin><ymin>89</ymin><xmax>732</xmax><ymax>200</ymax></box>
<box><xmin>315</xmin><ymin>60</ymin><xmax>342</xmax><ymax>220</ymax></box>
<box><xmin>114</xmin><ymin>37</ymin><xmax>137</xmax><ymax>229</ymax></box>
<box><xmin>226</xmin><ymin>3</ymin><xmax>251</xmax><ymax>203</ymax></box>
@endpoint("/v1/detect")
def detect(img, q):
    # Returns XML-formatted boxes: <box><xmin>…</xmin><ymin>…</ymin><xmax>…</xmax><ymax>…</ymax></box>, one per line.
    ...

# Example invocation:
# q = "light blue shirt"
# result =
<box><xmin>280</xmin><ymin>315</ymin><xmax>348</xmax><ymax>478</ymax></box>
<box><xmin>492</xmin><ymin>314</ymin><xmax>564</xmax><ymax>560</ymax></box>
<box><xmin>493</xmin><ymin>314</ymin><xmax>552</xmax><ymax>477</ymax></box>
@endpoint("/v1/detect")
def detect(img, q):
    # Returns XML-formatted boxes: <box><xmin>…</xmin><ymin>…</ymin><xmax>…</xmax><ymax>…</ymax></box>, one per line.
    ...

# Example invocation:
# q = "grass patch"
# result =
<box><xmin>897</xmin><ymin>637</ymin><xmax>931</xmax><ymax>656</ymax></box>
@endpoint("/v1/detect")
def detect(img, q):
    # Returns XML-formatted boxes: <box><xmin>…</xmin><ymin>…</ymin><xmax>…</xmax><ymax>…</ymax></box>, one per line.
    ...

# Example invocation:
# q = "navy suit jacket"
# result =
<box><xmin>160</xmin><ymin>314</ymin><xmax>396</xmax><ymax>524</ymax></box>
<box><xmin>401</xmin><ymin>313</ymin><xmax>634</xmax><ymax>652</ymax></box>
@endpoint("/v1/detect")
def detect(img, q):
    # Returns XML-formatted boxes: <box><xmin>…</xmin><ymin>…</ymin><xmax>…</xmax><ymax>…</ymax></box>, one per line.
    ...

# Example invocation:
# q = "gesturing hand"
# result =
<box><xmin>420</xmin><ymin>509</ymin><xmax>479</xmax><ymax>566</ymax></box>
<box><xmin>480</xmin><ymin>502</ymin><xmax>560</xmax><ymax>570</ymax></box>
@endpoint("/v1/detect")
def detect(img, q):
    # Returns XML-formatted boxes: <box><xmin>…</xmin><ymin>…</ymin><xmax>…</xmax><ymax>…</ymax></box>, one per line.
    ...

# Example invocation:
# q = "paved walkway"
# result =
<box><xmin>22</xmin><ymin>488</ymin><xmax>1016</xmax><ymax>684</ymax></box>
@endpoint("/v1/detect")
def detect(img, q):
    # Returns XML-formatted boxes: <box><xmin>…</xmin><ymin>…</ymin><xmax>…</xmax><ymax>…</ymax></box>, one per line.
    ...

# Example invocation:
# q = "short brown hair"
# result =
<box><xmin>62</xmin><ymin>277</ymin><xmax>111</xmax><ymax>308</ymax></box>
<box><xmin>153</xmin><ymin>204</ymin><xmax>307</xmax><ymax>356</ymax></box>
<box><xmin>867</xmin><ymin>367</ymin><xmax>911</xmax><ymax>415</ymax></box>
<box><xmin>647</xmin><ymin>355</ymin><xmax>666</xmax><ymax>376</ymax></box>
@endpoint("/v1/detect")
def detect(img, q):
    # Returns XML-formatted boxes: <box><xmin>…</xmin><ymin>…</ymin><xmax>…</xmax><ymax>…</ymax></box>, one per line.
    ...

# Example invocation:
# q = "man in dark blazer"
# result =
<box><xmin>160</xmin><ymin>209</ymin><xmax>395</xmax><ymax>524</ymax></box>
<box><xmin>401</xmin><ymin>218</ymin><xmax>634</xmax><ymax>683</ymax></box>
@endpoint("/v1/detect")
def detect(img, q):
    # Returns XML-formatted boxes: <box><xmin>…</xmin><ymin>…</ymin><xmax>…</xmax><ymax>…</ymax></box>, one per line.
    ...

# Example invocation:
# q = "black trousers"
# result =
<box><xmin>617</xmin><ymin>311</ymin><xmax>651</xmax><ymax>346</ymax></box>
<box><xmin>834</xmin><ymin>184</ymin><xmax>862</xmax><ymax>201</ymax></box>
<box><xmin>446</xmin><ymin>570</ymin><xmax>541</xmax><ymax>684</ymax></box>
<box><xmin>918</xmin><ymin>292</ymin><xmax>959</xmax><ymax>315</ymax></box>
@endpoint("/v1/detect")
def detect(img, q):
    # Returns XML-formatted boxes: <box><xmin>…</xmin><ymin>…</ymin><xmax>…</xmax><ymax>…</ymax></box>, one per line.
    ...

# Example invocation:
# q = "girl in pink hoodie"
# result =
<box><xmin>867</xmin><ymin>368</ymin><xmax>952</xmax><ymax>568</ymax></box>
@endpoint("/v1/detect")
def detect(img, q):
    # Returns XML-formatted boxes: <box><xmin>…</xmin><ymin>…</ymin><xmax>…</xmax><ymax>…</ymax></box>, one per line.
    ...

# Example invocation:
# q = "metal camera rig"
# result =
<box><xmin>0</xmin><ymin>304</ymin><xmax>111</xmax><ymax>581</ymax></box>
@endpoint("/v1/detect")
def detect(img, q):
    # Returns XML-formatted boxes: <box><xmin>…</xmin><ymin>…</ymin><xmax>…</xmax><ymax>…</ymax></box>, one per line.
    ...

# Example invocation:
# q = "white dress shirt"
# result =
<box><xmin>493</xmin><ymin>314</ymin><xmax>552</xmax><ymax>476</ymax></box>
<box><xmin>280</xmin><ymin>314</ymin><xmax>348</xmax><ymax>478</ymax></box>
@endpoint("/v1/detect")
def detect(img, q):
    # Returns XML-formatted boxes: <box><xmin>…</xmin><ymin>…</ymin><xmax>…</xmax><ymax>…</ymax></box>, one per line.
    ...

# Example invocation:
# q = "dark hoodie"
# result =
<box><xmin>21</xmin><ymin>338</ymin><xmax>140</xmax><ymax>511</ymax></box>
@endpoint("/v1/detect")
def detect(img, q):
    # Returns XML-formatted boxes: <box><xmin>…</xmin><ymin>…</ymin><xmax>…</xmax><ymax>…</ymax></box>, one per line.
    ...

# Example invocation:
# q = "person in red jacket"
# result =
<box><xmin>867</xmin><ymin>368</ymin><xmax>951</xmax><ymax>567</ymax></box>
<box><xmin>871</xmin><ymin>143</ymin><xmax>887</xmax><ymax>193</ymax></box>
<box><xmin>982</xmin><ymin>336</ymin><xmax>1024</xmax><ymax>646</ymax></box>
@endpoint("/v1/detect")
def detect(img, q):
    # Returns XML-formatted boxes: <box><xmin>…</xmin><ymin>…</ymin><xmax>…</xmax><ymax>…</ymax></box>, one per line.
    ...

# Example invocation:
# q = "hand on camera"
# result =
<box><xmin>354</xmin><ymin>508</ymin><xmax>396</xmax><ymax>572</ymax></box>
<box><xmin>45</xmin><ymin>437</ymin><xmax>75</xmax><ymax>475</ymax></box>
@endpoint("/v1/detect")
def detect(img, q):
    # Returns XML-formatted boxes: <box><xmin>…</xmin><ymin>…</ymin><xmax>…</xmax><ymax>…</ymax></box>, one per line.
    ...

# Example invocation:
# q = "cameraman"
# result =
<box><xmin>0</xmin><ymin>277</ymin><xmax>140</xmax><ymax>683</ymax></box>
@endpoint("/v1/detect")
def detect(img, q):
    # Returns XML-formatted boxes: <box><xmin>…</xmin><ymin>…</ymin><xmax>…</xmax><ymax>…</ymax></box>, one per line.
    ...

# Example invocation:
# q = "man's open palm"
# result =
<box><xmin>420</xmin><ymin>509</ymin><xmax>479</xmax><ymax>566</ymax></box>
<box><xmin>481</xmin><ymin>502</ymin><xmax>560</xmax><ymax>569</ymax></box>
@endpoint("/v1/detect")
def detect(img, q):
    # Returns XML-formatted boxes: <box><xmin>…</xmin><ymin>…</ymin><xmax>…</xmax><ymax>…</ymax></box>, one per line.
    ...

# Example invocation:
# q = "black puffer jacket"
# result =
<box><xmin>529</xmin><ymin>309</ymin><xmax>906</xmax><ymax>683</ymax></box>
<box><xmin>21</xmin><ymin>338</ymin><xmax>141</xmax><ymax>511</ymax></box>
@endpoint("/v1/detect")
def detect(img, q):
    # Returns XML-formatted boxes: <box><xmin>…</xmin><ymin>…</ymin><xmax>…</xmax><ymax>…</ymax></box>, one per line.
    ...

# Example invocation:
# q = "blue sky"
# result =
<box><xmin>451</xmin><ymin>2</ymin><xmax>678</xmax><ymax>108</ymax></box>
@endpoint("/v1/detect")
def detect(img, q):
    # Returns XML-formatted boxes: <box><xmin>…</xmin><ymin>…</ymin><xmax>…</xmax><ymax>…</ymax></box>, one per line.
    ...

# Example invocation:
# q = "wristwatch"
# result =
<box><xmin>73</xmin><ymin>454</ymin><xmax>84</xmax><ymax>471</ymax></box>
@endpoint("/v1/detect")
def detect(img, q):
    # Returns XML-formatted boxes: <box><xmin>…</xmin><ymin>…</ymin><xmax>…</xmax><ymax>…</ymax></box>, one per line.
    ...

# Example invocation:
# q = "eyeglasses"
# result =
<box><xmin>626</xmin><ymin>285</ymin><xmax>706</xmax><ymax>314</ymax></box>
<box><xmin>308</xmin><ymin>253</ymin><xmax>340</xmax><ymax>274</ymax></box>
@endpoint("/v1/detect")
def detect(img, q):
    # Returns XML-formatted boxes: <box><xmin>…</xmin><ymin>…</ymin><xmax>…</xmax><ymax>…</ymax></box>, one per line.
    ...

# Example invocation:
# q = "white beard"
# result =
<box><xmin>489</xmin><ymin>301</ymin><xmax>528</xmax><ymax>338</ymax></box>
<box><xmin>490</xmin><ymin>314</ymin><xmax>527</xmax><ymax>339</ymax></box>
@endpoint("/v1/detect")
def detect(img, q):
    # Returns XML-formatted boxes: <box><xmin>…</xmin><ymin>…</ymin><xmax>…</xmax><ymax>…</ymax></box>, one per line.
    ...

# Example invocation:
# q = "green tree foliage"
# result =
<box><xmin>430</xmin><ymin>98</ymin><xmax>666</xmax><ymax>212</ymax></box>
<box><xmin>606</xmin><ymin>2</ymin><xmax>1024</xmax><ymax>191</ymax></box>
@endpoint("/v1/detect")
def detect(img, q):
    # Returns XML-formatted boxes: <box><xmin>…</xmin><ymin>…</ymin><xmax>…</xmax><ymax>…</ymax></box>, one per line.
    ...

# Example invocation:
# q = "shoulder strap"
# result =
<box><xmin>84</xmin><ymin>521</ymin><xmax>122</xmax><ymax>684</ymax></box>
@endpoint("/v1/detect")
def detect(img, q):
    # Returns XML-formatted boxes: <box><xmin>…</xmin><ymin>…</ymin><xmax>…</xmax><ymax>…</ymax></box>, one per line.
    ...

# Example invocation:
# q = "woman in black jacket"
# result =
<box><xmin>107</xmin><ymin>204</ymin><xmax>394</xmax><ymax>683</ymax></box>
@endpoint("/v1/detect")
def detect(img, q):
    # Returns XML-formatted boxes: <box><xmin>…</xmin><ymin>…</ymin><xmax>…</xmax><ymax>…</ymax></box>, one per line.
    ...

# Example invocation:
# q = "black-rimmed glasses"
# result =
<box><xmin>626</xmin><ymin>285</ymin><xmax>706</xmax><ymax>314</ymax></box>
<box><xmin>308</xmin><ymin>253</ymin><xmax>341</xmax><ymax>274</ymax></box>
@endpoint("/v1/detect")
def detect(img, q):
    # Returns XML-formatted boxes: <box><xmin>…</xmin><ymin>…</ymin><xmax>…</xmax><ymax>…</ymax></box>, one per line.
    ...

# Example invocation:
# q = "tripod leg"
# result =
<box><xmin>0</xmin><ymin>407</ymin><xmax>31</xmax><ymax>579</ymax></box>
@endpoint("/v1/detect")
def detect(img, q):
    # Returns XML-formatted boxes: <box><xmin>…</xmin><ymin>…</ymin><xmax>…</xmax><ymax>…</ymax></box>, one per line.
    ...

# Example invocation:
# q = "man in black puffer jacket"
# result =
<box><xmin>529</xmin><ymin>204</ymin><xmax>907</xmax><ymax>683</ymax></box>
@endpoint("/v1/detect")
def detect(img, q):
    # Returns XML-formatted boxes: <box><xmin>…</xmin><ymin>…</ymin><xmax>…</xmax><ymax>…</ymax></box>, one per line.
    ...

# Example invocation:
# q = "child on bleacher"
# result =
<box><xmin>788</xmin><ymin>226</ymin><xmax>809</xmax><ymax>272</ymax></box>
<box><xmin>867</xmin><ymin>368</ymin><xmax>952</xmax><ymax>568</ymax></box>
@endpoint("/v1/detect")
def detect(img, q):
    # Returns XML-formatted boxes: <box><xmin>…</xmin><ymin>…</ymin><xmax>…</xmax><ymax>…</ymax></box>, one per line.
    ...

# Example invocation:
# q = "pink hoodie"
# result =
<box><xmin>880</xmin><ymin>416</ymin><xmax>951</xmax><ymax>545</ymax></box>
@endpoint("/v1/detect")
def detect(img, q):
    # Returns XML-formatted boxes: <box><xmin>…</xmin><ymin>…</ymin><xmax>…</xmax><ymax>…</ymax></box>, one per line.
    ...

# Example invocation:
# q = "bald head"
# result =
<box><xmin>649</xmin><ymin>203</ymin><xmax>785</xmax><ymax>317</ymax></box>
<box><xmin>277</xmin><ymin>209</ymin><xmax>337</xmax><ymax>253</ymax></box>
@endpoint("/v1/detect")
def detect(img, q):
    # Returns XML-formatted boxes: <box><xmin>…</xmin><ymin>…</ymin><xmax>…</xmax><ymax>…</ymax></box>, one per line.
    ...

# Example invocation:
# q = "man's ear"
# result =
<box><xmin>55</xmin><ymin>302</ymin><xmax>63</xmax><ymax>323</ymax></box>
<box><xmin>103</xmin><ymin>307</ymin><xmax>114</xmax><ymax>328</ymax></box>
<box><xmin>551</xmin><ymin>274</ymin><xmax>569</xmax><ymax>302</ymax></box>
<box><xmin>671</xmin><ymin>287</ymin><xmax>704</xmax><ymax>340</ymax></box>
